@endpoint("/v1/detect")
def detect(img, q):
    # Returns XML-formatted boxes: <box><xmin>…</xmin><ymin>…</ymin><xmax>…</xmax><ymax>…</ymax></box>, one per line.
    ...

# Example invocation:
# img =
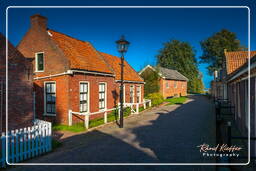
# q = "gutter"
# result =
<box><xmin>115</xmin><ymin>80</ymin><xmax>145</xmax><ymax>84</ymax></box>
<box><xmin>34</xmin><ymin>70</ymin><xmax>115</xmax><ymax>80</ymax></box>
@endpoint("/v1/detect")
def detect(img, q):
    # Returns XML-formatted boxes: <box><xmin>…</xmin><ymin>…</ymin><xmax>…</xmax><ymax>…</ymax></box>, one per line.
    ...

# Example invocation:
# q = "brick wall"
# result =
<box><xmin>34</xmin><ymin>74</ymin><xmax>144</xmax><ymax>125</ymax></box>
<box><xmin>159</xmin><ymin>78</ymin><xmax>187</xmax><ymax>98</ymax></box>
<box><xmin>0</xmin><ymin>34</ymin><xmax>33</xmax><ymax>132</ymax></box>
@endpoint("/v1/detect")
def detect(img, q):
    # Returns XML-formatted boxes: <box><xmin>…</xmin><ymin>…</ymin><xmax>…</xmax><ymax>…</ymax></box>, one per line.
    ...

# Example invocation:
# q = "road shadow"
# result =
<box><xmin>130</xmin><ymin>95</ymin><xmax>216</xmax><ymax>163</ymax></box>
<box><xmin>7</xmin><ymin>95</ymin><xmax>216</xmax><ymax>171</ymax></box>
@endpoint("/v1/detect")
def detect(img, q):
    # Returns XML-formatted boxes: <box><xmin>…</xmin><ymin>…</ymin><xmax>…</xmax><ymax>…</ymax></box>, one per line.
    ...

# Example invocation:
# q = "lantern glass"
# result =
<box><xmin>116</xmin><ymin>36</ymin><xmax>130</xmax><ymax>54</ymax></box>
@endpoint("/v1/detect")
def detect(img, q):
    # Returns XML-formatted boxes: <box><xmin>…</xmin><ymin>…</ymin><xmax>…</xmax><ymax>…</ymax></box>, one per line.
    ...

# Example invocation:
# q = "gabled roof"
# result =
<box><xmin>48</xmin><ymin>30</ymin><xmax>113</xmax><ymax>74</ymax></box>
<box><xmin>158</xmin><ymin>67</ymin><xmax>189</xmax><ymax>81</ymax></box>
<box><xmin>99</xmin><ymin>52</ymin><xmax>144</xmax><ymax>82</ymax></box>
<box><xmin>139</xmin><ymin>65</ymin><xmax>188</xmax><ymax>81</ymax></box>
<box><xmin>225</xmin><ymin>51</ymin><xmax>256</xmax><ymax>75</ymax></box>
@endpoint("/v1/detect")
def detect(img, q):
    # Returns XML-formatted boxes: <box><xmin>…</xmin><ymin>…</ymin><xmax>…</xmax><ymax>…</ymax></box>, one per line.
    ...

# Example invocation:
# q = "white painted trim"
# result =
<box><xmin>138</xmin><ymin>64</ymin><xmax>164</xmax><ymax>79</ymax></box>
<box><xmin>71</xmin><ymin>70</ymin><xmax>114</xmax><ymax>77</ymax></box>
<box><xmin>43</xmin><ymin>81</ymin><xmax>56</xmax><ymax>116</ymax></box>
<box><xmin>79</xmin><ymin>81</ymin><xmax>90</xmax><ymax>114</ymax></box>
<box><xmin>136</xmin><ymin>85</ymin><xmax>142</xmax><ymax>103</ymax></box>
<box><xmin>98</xmin><ymin>82</ymin><xmax>107</xmax><ymax>111</ymax></box>
<box><xmin>34</xmin><ymin>69</ymin><xmax>114</xmax><ymax>80</ymax></box>
<box><xmin>228</xmin><ymin>62</ymin><xmax>256</xmax><ymax>82</ymax></box>
<box><xmin>115</xmin><ymin>80</ymin><xmax>145</xmax><ymax>84</ymax></box>
<box><xmin>35</xmin><ymin>52</ymin><xmax>45</xmax><ymax>72</ymax></box>
<box><xmin>130</xmin><ymin>85</ymin><xmax>135</xmax><ymax>103</ymax></box>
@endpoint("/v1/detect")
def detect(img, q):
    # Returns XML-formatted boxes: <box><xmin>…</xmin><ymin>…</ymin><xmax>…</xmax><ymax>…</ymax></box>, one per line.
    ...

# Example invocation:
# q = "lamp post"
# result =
<box><xmin>116</xmin><ymin>35</ymin><xmax>130</xmax><ymax>128</ymax></box>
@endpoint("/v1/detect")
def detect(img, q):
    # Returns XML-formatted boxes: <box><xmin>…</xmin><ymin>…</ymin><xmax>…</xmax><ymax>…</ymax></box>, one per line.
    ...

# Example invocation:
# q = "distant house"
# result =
<box><xmin>0</xmin><ymin>33</ymin><xmax>33</xmax><ymax>132</ymax></box>
<box><xmin>17</xmin><ymin>14</ymin><xmax>144</xmax><ymax>125</ymax></box>
<box><xmin>139</xmin><ymin>65</ymin><xmax>188</xmax><ymax>98</ymax></box>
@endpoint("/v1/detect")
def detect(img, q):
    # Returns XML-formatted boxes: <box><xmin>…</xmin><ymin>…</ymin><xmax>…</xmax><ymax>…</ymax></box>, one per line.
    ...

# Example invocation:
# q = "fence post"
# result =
<box><xmin>48</xmin><ymin>122</ymin><xmax>52</xmax><ymax>151</ymax></box>
<box><xmin>85</xmin><ymin>113</ymin><xmax>89</xmax><ymax>129</ymax></box>
<box><xmin>118</xmin><ymin>107</ymin><xmax>121</xmax><ymax>119</ymax></box>
<box><xmin>149</xmin><ymin>100</ymin><xmax>152</xmax><ymax>107</ymax></box>
<box><xmin>19</xmin><ymin>128</ymin><xmax>24</xmax><ymax>161</ymax></box>
<box><xmin>68</xmin><ymin>110</ymin><xmax>72</xmax><ymax>126</ymax></box>
<box><xmin>15</xmin><ymin>129</ymin><xmax>19</xmax><ymax>162</ymax></box>
<box><xmin>1</xmin><ymin>132</ymin><xmax>6</xmax><ymax>168</ymax></box>
<box><xmin>104</xmin><ymin>111</ymin><xmax>107</xmax><ymax>124</ymax></box>
<box><xmin>136</xmin><ymin>103</ymin><xmax>139</xmax><ymax>114</ymax></box>
<box><xmin>143</xmin><ymin>101</ymin><xmax>146</xmax><ymax>109</ymax></box>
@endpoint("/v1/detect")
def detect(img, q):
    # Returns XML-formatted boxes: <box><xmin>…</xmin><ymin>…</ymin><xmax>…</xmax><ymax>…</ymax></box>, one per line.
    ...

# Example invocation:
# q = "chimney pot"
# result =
<box><xmin>30</xmin><ymin>14</ymin><xmax>47</xmax><ymax>30</ymax></box>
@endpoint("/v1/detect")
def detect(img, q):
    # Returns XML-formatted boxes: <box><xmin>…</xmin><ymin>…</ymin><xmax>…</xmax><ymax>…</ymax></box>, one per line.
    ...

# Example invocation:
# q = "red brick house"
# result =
<box><xmin>211</xmin><ymin>50</ymin><xmax>256</xmax><ymax>157</ymax></box>
<box><xmin>139</xmin><ymin>65</ymin><xmax>188</xmax><ymax>98</ymax></box>
<box><xmin>17</xmin><ymin>14</ymin><xmax>144</xmax><ymax>125</ymax></box>
<box><xmin>0</xmin><ymin>33</ymin><xmax>34</xmax><ymax>132</ymax></box>
<box><xmin>225</xmin><ymin>51</ymin><xmax>256</xmax><ymax>157</ymax></box>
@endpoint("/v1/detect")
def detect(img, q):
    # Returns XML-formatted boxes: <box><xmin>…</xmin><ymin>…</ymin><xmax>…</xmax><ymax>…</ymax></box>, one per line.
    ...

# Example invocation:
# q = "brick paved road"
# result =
<box><xmin>8</xmin><ymin>95</ymin><xmax>216</xmax><ymax>171</ymax></box>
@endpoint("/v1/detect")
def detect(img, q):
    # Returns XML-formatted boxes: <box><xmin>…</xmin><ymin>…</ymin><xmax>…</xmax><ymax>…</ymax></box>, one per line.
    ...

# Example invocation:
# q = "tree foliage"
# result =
<box><xmin>140</xmin><ymin>66</ymin><xmax>160</xmax><ymax>96</ymax></box>
<box><xmin>156</xmin><ymin>40</ymin><xmax>204</xmax><ymax>93</ymax></box>
<box><xmin>200</xmin><ymin>29</ymin><xmax>246</xmax><ymax>75</ymax></box>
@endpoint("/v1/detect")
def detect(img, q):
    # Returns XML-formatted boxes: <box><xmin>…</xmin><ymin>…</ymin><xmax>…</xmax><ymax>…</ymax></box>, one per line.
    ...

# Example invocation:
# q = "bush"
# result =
<box><xmin>146</xmin><ymin>93</ymin><xmax>164</xmax><ymax>106</ymax></box>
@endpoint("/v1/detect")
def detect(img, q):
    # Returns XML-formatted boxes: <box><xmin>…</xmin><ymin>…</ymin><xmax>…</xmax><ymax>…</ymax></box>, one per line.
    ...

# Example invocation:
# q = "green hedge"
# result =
<box><xmin>146</xmin><ymin>93</ymin><xmax>164</xmax><ymax>106</ymax></box>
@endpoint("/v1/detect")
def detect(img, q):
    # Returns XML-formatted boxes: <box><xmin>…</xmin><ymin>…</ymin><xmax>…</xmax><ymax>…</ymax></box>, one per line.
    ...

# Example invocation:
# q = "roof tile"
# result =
<box><xmin>49</xmin><ymin>30</ymin><xmax>113</xmax><ymax>74</ymax></box>
<box><xmin>225</xmin><ymin>51</ymin><xmax>256</xmax><ymax>75</ymax></box>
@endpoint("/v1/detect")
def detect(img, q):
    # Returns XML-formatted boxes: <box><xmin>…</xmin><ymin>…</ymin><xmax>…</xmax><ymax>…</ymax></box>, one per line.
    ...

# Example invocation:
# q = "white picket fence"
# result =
<box><xmin>0</xmin><ymin>119</ymin><xmax>52</xmax><ymax>168</ymax></box>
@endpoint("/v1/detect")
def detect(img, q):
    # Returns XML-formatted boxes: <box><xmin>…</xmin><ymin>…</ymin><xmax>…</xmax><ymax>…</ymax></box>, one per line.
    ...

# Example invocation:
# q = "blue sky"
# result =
<box><xmin>1</xmin><ymin>0</ymin><xmax>255</xmax><ymax>88</ymax></box>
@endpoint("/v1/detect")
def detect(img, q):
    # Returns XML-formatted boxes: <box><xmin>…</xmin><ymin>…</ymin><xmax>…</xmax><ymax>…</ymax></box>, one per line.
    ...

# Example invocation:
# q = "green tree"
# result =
<box><xmin>200</xmin><ymin>29</ymin><xmax>246</xmax><ymax>75</ymax></box>
<box><xmin>140</xmin><ymin>66</ymin><xmax>160</xmax><ymax>96</ymax></box>
<box><xmin>156</xmin><ymin>40</ymin><xmax>203</xmax><ymax>93</ymax></box>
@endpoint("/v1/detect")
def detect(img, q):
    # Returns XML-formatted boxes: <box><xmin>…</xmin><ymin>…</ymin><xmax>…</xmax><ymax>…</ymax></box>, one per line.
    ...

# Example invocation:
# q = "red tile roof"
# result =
<box><xmin>225</xmin><ymin>51</ymin><xmax>256</xmax><ymax>75</ymax></box>
<box><xmin>100</xmin><ymin>52</ymin><xmax>144</xmax><ymax>82</ymax></box>
<box><xmin>49</xmin><ymin>30</ymin><xmax>113</xmax><ymax>74</ymax></box>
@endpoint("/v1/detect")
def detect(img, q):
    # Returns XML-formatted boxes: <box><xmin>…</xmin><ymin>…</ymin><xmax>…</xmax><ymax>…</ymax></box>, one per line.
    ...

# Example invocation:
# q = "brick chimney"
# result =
<box><xmin>30</xmin><ymin>14</ymin><xmax>47</xmax><ymax>30</ymax></box>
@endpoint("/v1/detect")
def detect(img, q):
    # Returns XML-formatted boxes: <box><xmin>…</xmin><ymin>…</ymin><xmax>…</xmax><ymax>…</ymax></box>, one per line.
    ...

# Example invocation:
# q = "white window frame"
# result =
<box><xmin>44</xmin><ymin>81</ymin><xmax>56</xmax><ymax>116</ymax></box>
<box><xmin>79</xmin><ymin>81</ymin><xmax>90</xmax><ymax>114</ymax></box>
<box><xmin>166</xmin><ymin>82</ymin><xmax>169</xmax><ymax>88</ymax></box>
<box><xmin>130</xmin><ymin>85</ymin><xmax>135</xmax><ymax>103</ymax></box>
<box><xmin>136</xmin><ymin>85</ymin><xmax>141</xmax><ymax>103</ymax></box>
<box><xmin>35</xmin><ymin>52</ymin><xmax>45</xmax><ymax>72</ymax></box>
<box><xmin>99</xmin><ymin>82</ymin><xmax>107</xmax><ymax>111</ymax></box>
<box><xmin>174</xmin><ymin>81</ymin><xmax>177</xmax><ymax>88</ymax></box>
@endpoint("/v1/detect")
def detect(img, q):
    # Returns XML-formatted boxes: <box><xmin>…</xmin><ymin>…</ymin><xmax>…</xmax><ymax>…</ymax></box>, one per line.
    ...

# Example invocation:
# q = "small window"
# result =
<box><xmin>130</xmin><ymin>85</ymin><xmax>134</xmax><ymax>103</ymax></box>
<box><xmin>174</xmin><ymin>81</ymin><xmax>177</xmax><ymax>88</ymax></box>
<box><xmin>36</xmin><ymin>52</ymin><xmax>44</xmax><ymax>71</ymax></box>
<box><xmin>45</xmin><ymin>82</ymin><xmax>56</xmax><ymax>114</ymax></box>
<box><xmin>166</xmin><ymin>82</ymin><xmax>169</xmax><ymax>88</ymax></box>
<box><xmin>99</xmin><ymin>83</ymin><xmax>106</xmax><ymax>109</ymax></box>
<box><xmin>136</xmin><ymin>86</ymin><xmax>141</xmax><ymax>103</ymax></box>
<box><xmin>80</xmin><ymin>83</ymin><xmax>89</xmax><ymax>112</ymax></box>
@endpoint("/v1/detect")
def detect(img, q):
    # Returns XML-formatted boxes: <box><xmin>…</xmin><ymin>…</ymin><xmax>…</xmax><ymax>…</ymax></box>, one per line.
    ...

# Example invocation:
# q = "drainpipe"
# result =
<box><xmin>33</xmin><ymin>91</ymin><xmax>36</xmax><ymax>121</ymax></box>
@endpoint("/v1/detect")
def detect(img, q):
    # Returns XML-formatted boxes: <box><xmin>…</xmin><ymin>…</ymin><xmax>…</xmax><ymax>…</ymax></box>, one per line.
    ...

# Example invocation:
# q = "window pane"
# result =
<box><xmin>37</xmin><ymin>53</ymin><xmax>44</xmax><ymax>71</ymax></box>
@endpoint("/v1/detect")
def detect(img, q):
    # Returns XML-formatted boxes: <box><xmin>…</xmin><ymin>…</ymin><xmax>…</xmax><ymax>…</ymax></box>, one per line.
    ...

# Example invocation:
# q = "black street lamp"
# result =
<box><xmin>116</xmin><ymin>35</ymin><xmax>130</xmax><ymax>128</ymax></box>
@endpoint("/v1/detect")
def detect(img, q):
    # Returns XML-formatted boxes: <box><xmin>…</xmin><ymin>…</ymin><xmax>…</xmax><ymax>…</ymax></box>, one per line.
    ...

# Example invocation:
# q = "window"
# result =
<box><xmin>99</xmin><ymin>83</ymin><xmax>106</xmax><ymax>109</ymax></box>
<box><xmin>166</xmin><ymin>82</ymin><xmax>169</xmax><ymax>88</ymax></box>
<box><xmin>45</xmin><ymin>82</ymin><xmax>56</xmax><ymax>115</ymax></box>
<box><xmin>130</xmin><ymin>85</ymin><xmax>134</xmax><ymax>103</ymax></box>
<box><xmin>80</xmin><ymin>82</ymin><xmax>89</xmax><ymax>112</ymax></box>
<box><xmin>35</xmin><ymin>52</ymin><xmax>44</xmax><ymax>72</ymax></box>
<box><xmin>136</xmin><ymin>86</ymin><xmax>141</xmax><ymax>103</ymax></box>
<box><xmin>174</xmin><ymin>81</ymin><xmax>177</xmax><ymax>88</ymax></box>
